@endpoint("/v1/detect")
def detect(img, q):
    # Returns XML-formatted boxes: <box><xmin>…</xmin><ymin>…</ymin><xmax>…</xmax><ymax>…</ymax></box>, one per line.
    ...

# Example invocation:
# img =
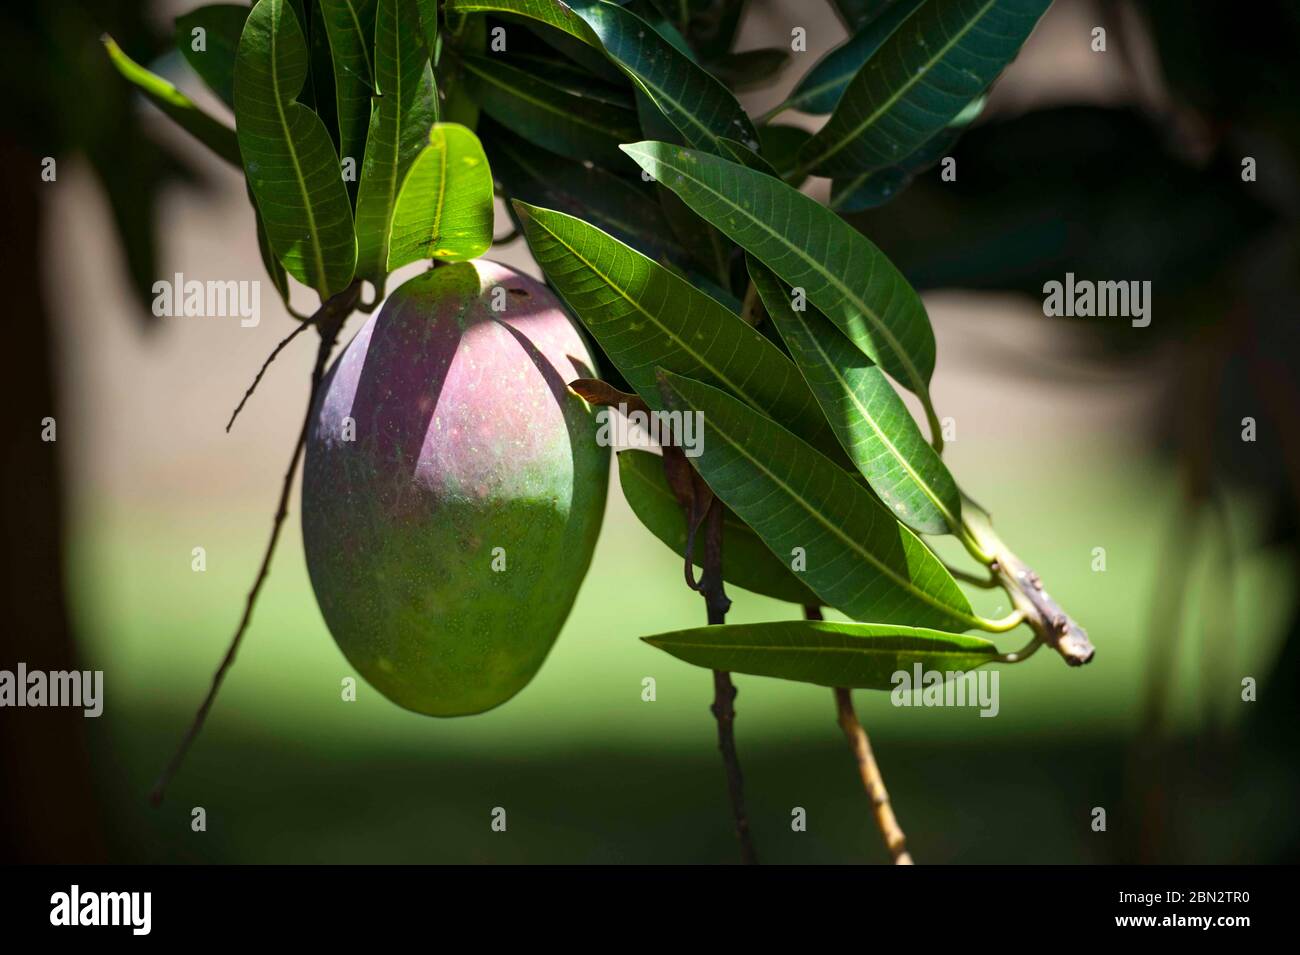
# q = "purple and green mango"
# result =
<box><xmin>302</xmin><ymin>261</ymin><xmax>608</xmax><ymax>716</ymax></box>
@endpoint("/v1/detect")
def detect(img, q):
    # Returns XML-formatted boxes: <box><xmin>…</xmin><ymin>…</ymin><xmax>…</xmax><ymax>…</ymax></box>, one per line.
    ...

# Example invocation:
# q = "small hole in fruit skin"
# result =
<box><xmin>507</xmin><ymin>288</ymin><xmax>529</xmax><ymax>297</ymax></box>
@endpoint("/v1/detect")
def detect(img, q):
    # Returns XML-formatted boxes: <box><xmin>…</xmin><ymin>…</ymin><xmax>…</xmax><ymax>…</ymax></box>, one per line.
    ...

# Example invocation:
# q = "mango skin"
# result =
<box><xmin>302</xmin><ymin>261</ymin><xmax>608</xmax><ymax>716</ymax></box>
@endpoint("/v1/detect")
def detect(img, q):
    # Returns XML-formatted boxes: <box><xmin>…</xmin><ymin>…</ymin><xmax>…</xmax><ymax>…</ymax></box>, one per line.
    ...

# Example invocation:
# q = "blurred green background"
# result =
<box><xmin>72</xmin><ymin>442</ymin><xmax>1295</xmax><ymax>862</ymax></box>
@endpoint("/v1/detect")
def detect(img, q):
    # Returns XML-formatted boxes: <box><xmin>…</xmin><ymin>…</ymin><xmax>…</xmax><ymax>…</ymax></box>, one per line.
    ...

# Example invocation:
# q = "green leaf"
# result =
<box><xmin>618</xmin><ymin>450</ymin><xmax>821</xmax><ymax>606</ymax></box>
<box><xmin>317</xmin><ymin>0</ymin><xmax>379</xmax><ymax>183</ymax></box>
<box><xmin>416</xmin><ymin>0</ymin><xmax>440</xmax><ymax>50</ymax></box>
<box><xmin>253</xmin><ymin>206</ymin><xmax>295</xmax><ymax>313</ymax></box>
<box><xmin>798</xmin><ymin>0</ymin><xmax>1052</xmax><ymax>177</ymax></box>
<box><xmin>716</xmin><ymin>137</ymin><xmax>778</xmax><ymax>177</ymax></box>
<box><xmin>643</xmin><ymin>620</ymin><xmax>998</xmax><ymax>689</ymax></box>
<box><xmin>748</xmin><ymin>257</ymin><xmax>961</xmax><ymax>535</ymax></box>
<box><xmin>235</xmin><ymin>0</ymin><xmax>356</xmax><ymax>298</ymax></box>
<box><xmin>830</xmin><ymin>93</ymin><xmax>986</xmax><ymax>212</ymax></box>
<box><xmin>387</xmin><ymin>123</ymin><xmax>493</xmax><ymax>268</ymax></box>
<box><xmin>571</xmin><ymin>0</ymin><xmax>759</xmax><ymax>154</ymax></box>
<box><xmin>175</xmin><ymin>4</ymin><xmax>250</xmax><ymax>109</ymax></box>
<box><xmin>513</xmin><ymin>201</ymin><xmax>844</xmax><ymax>460</ymax></box>
<box><xmin>353</xmin><ymin>0</ymin><xmax>438</xmax><ymax>290</ymax></box>
<box><xmin>444</xmin><ymin>0</ymin><xmax>758</xmax><ymax>155</ymax></box>
<box><xmin>458</xmin><ymin>52</ymin><xmax>639</xmax><ymax>166</ymax></box>
<box><xmin>483</xmin><ymin>120</ymin><xmax>687</xmax><ymax>265</ymax></box>
<box><xmin>622</xmin><ymin>141</ymin><xmax>940</xmax><ymax>427</ymax></box>
<box><xmin>657</xmin><ymin>371</ymin><xmax>977</xmax><ymax>630</ymax></box>
<box><xmin>786</xmin><ymin>0</ymin><xmax>925</xmax><ymax>115</ymax></box>
<box><xmin>756</xmin><ymin>123</ymin><xmax>812</xmax><ymax>181</ymax></box>
<box><xmin>102</xmin><ymin>36</ymin><xmax>241</xmax><ymax>166</ymax></box>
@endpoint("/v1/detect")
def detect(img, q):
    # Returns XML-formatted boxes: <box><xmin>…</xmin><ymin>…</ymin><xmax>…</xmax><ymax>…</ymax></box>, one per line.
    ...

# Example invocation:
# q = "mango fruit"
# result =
<box><xmin>302</xmin><ymin>261</ymin><xmax>608</xmax><ymax>716</ymax></box>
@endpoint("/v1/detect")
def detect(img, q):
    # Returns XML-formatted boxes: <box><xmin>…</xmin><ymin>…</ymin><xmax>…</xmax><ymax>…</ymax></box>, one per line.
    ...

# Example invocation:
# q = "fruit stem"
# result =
<box><xmin>149</xmin><ymin>281</ymin><xmax>363</xmax><ymax>806</ymax></box>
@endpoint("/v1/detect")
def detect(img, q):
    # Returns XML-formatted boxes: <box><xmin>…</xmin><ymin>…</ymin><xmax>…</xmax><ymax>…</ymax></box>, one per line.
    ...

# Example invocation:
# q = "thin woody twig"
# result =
<box><xmin>807</xmin><ymin>603</ymin><xmax>913</xmax><ymax>865</ymax></box>
<box><xmin>700</xmin><ymin>501</ymin><xmax>757</xmax><ymax>864</ymax></box>
<box><xmin>225</xmin><ymin>319</ymin><xmax>314</xmax><ymax>432</ymax></box>
<box><xmin>150</xmin><ymin>281</ymin><xmax>362</xmax><ymax>806</ymax></box>
<box><xmin>834</xmin><ymin>686</ymin><xmax>914</xmax><ymax>865</ymax></box>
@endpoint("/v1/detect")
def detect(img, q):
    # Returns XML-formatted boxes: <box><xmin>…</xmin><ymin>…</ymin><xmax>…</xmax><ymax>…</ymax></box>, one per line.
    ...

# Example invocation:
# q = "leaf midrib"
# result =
<box><xmin>653</xmin><ymin>640</ymin><xmax>994</xmax><ymax>660</ymax></box>
<box><xmin>645</xmin><ymin>149</ymin><xmax>929</xmax><ymax>401</ymax></box>
<box><xmin>530</xmin><ymin>213</ymin><xmax>783</xmax><ymax>420</ymax></box>
<box><xmin>460</xmin><ymin>57</ymin><xmax>631</xmax><ymax>137</ymax></box>
<box><xmin>695</xmin><ymin>393</ymin><xmax>975</xmax><ymax>626</ymax></box>
<box><xmin>269</xmin><ymin>4</ymin><xmax>328</xmax><ymax>290</ymax></box>
<box><xmin>802</xmin><ymin>0</ymin><xmax>998</xmax><ymax>170</ymax></box>
<box><xmin>791</xmin><ymin>307</ymin><xmax>958</xmax><ymax>532</ymax></box>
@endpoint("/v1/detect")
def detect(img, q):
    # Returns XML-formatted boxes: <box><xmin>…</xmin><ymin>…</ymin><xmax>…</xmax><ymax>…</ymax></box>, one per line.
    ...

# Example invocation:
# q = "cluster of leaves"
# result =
<box><xmin>106</xmin><ymin>0</ymin><xmax>496</xmax><ymax>312</ymax></box>
<box><xmin>107</xmin><ymin>0</ymin><xmax>1090</xmax><ymax>695</ymax></box>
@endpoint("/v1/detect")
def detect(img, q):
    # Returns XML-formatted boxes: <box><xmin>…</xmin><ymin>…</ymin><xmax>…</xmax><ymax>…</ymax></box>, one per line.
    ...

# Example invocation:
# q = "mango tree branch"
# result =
<box><xmin>833</xmin><ymin>684</ymin><xmax>915</xmax><ymax>866</ymax></box>
<box><xmin>801</xmin><ymin>604</ymin><xmax>913</xmax><ymax>864</ymax></box>
<box><xmin>701</xmin><ymin>501</ymin><xmax>758</xmax><ymax>864</ymax></box>
<box><xmin>570</xmin><ymin>377</ymin><xmax>758</xmax><ymax>863</ymax></box>
<box><xmin>226</xmin><ymin>320</ymin><xmax>313</xmax><ymax>432</ymax></box>
<box><xmin>149</xmin><ymin>280</ymin><xmax>363</xmax><ymax>806</ymax></box>
<box><xmin>961</xmin><ymin>505</ymin><xmax>1096</xmax><ymax>666</ymax></box>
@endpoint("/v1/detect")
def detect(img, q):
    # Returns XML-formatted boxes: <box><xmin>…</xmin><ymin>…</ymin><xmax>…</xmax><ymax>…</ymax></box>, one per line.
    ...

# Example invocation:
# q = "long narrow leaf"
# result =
<box><xmin>657</xmin><ymin>370</ymin><xmax>977</xmax><ymax>630</ymax></box>
<box><xmin>387</xmin><ymin>123</ymin><xmax>493</xmax><ymax>267</ymax></box>
<box><xmin>318</xmin><ymin>0</ymin><xmax>378</xmax><ymax>179</ymax></box>
<box><xmin>514</xmin><ymin>201</ymin><xmax>845</xmax><ymax>461</ymax></box>
<box><xmin>749</xmin><ymin>257</ymin><xmax>961</xmax><ymax>535</ymax></box>
<box><xmin>786</xmin><ymin>0</ymin><xmax>925</xmax><ymax>115</ymax></box>
<box><xmin>444</xmin><ymin>0</ymin><xmax>757</xmax><ymax>155</ymax></box>
<box><xmin>623</xmin><ymin>141</ymin><xmax>939</xmax><ymax>422</ymax></box>
<box><xmin>644</xmin><ymin>620</ymin><xmax>999</xmax><ymax>689</ymax></box>
<box><xmin>353</xmin><ymin>0</ymin><xmax>437</xmax><ymax>290</ymax></box>
<box><xmin>234</xmin><ymin>0</ymin><xmax>357</xmax><ymax>297</ymax></box>
<box><xmin>103</xmin><ymin>36</ymin><xmax>241</xmax><ymax>165</ymax></box>
<box><xmin>798</xmin><ymin>0</ymin><xmax>1051</xmax><ymax>177</ymax></box>
<box><xmin>458</xmin><ymin>52</ymin><xmax>638</xmax><ymax>166</ymax></box>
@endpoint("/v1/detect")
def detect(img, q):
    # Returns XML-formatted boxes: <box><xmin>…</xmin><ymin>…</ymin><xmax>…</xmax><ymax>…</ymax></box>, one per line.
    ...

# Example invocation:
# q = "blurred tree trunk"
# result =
<box><xmin>0</xmin><ymin>133</ymin><xmax>106</xmax><ymax>862</ymax></box>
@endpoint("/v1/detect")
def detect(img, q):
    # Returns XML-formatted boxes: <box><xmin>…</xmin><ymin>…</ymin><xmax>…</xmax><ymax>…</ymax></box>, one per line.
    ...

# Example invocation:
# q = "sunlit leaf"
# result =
<box><xmin>387</xmin><ymin>123</ymin><xmax>493</xmax><ymax>267</ymax></box>
<box><xmin>514</xmin><ymin>201</ymin><xmax>845</xmax><ymax>460</ymax></box>
<box><xmin>622</xmin><ymin>141</ymin><xmax>940</xmax><ymax>433</ymax></box>
<box><xmin>831</xmin><ymin>93</ymin><xmax>985</xmax><ymax>211</ymax></box>
<box><xmin>102</xmin><ymin>35</ymin><xmax>241</xmax><ymax>165</ymax></box>
<box><xmin>657</xmin><ymin>371</ymin><xmax>976</xmax><ymax>629</ymax></box>
<box><xmin>749</xmin><ymin>257</ymin><xmax>961</xmax><ymax>535</ymax></box>
<box><xmin>644</xmin><ymin>620</ymin><xmax>998</xmax><ymax>689</ymax></box>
